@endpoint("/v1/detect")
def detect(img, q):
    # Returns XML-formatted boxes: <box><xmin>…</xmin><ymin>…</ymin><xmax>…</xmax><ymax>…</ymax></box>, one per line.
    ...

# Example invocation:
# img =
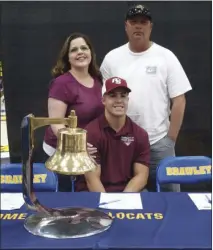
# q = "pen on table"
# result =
<box><xmin>99</xmin><ymin>200</ymin><xmax>120</xmax><ymax>206</ymax></box>
<box><xmin>205</xmin><ymin>195</ymin><xmax>212</xmax><ymax>205</ymax></box>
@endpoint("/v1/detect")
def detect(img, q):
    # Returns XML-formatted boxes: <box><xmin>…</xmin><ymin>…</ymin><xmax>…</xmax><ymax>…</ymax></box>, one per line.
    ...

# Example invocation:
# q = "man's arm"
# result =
<box><xmin>84</xmin><ymin>164</ymin><xmax>106</xmax><ymax>192</ymax></box>
<box><xmin>123</xmin><ymin>129</ymin><xmax>150</xmax><ymax>192</ymax></box>
<box><xmin>168</xmin><ymin>94</ymin><xmax>186</xmax><ymax>142</ymax></box>
<box><xmin>166</xmin><ymin>51</ymin><xmax>192</xmax><ymax>142</ymax></box>
<box><xmin>123</xmin><ymin>163</ymin><xmax>149</xmax><ymax>192</ymax></box>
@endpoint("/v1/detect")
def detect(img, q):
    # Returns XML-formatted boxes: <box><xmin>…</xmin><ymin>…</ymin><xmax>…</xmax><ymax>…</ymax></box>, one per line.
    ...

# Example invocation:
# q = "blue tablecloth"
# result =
<box><xmin>1</xmin><ymin>192</ymin><xmax>211</xmax><ymax>250</ymax></box>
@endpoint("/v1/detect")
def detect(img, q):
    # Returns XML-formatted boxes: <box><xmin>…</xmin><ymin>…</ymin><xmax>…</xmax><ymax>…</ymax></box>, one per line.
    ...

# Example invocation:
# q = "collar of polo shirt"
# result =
<box><xmin>99</xmin><ymin>114</ymin><xmax>131</xmax><ymax>136</ymax></box>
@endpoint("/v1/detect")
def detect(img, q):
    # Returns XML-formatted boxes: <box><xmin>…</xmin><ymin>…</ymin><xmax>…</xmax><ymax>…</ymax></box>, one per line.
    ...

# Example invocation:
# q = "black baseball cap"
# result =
<box><xmin>125</xmin><ymin>4</ymin><xmax>152</xmax><ymax>21</ymax></box>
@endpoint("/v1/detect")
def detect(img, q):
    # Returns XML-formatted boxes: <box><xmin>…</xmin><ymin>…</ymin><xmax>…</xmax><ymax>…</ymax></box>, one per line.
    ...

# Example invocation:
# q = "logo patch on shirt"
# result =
<box><xmin>146</xmin><ymin>66</ymin><xmax>157</xmax><ymax>74</ymax></box>
<box><xmin>121</xmin><ymin>136</ymin><xmax>134</xmax><ymax>146</ymax></box>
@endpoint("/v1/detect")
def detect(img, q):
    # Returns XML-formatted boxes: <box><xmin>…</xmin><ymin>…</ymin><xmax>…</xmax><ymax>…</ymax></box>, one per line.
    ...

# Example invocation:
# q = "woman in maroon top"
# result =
<box><xmin>43</xmin><ymin>33</ymin><xmax>104</xmax><ymax>191</ymax></box>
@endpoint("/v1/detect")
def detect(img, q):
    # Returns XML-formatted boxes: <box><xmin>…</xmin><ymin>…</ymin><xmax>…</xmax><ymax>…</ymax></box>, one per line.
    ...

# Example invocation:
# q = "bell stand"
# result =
<box><xmin>21</xmin><ymin>112</ymin><xmax>113</xmax><ymax>239</ymax></box>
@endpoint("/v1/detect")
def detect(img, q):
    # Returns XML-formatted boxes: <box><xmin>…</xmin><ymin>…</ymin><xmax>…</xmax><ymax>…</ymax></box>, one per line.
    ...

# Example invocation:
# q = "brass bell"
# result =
<box><xmin>45</xmin><ymin>111</ymin><xmax>97</xmax><ymax>175</ymax></box>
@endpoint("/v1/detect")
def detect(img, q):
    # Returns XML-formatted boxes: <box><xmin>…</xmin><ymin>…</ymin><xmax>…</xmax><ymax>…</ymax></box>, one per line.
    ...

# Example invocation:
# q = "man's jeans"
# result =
<box><xmin>147</xmin><ymin>135</ymin><xmax>181</xmax><ymax>192</ymax></box>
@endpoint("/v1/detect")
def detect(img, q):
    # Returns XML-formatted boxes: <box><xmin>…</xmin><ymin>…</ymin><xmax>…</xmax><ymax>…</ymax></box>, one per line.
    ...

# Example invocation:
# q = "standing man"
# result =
<box><xmin>100</xmin><ymin>4</ymin><xmax>192</xmax><ymax>191</ymax></box>
<box><xmin>76</xmin><ymin>77</ymin><xmax>150</xmax><ymax>193</ymax></box>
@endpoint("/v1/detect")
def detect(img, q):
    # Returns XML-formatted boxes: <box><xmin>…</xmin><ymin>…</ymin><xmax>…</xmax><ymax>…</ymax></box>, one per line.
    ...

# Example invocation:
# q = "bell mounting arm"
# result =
<box><xmin>21</xmin><ymin>110</ymin><xmax>77</xmax><ymax>215</ymax></box>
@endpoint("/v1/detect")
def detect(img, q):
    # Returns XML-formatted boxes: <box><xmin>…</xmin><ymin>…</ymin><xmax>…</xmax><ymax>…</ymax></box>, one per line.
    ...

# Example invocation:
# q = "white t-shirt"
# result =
<box><xmin>100</xmin><ymin>42</ymin><xmax>192</xmax><ymax>145</ymax></box>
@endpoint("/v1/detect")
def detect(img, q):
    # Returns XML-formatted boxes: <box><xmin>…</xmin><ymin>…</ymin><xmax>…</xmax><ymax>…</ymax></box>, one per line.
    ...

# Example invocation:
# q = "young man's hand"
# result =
<box><xmin>87</xmin><ymin>143</ymin><xmax>97</xmax><ymax>158</ymax></box>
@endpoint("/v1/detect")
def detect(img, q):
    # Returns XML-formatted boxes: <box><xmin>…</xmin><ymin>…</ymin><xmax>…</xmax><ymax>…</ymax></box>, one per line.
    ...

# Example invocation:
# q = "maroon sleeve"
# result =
<box><xmin>134</xmin><ymin>128</ymin><xmax>150</xmax><ymax>167</ymax></box>
<box><xmin>85</xmin><ymin>121</ymin><xmax>101</xmax><ymax>165</ymax></box>
<box><xmin>48</xmin><ymin>76</ymin><xmax>75</xmax><ymax>104</ymax></box>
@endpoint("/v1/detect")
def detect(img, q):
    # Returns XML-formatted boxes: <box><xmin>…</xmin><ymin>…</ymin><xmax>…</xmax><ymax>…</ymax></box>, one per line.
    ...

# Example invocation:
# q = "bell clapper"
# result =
<box><xmin>70</xmin><ymin>176</ymin><xmax>76</xmax><ymax>192</ymax></box>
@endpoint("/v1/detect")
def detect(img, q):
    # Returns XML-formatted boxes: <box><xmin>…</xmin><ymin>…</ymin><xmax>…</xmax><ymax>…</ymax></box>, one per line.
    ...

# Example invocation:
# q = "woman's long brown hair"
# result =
<box><xmin>51</xmin><ymin>33</ymin><xmax>102</xmax><ymax>84</ymax></box>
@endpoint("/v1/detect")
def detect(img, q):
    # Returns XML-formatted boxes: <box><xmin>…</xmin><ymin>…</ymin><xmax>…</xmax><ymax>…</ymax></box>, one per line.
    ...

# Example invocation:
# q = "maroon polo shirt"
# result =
<box><xmin>75</xmin><ymin>114</ymin><xmax>150</xmax><ymax>192</ymax></box>
<box><xmin>44</xmin><ymin>72</ymin><xmax>104</xmax><ymax>148</ymax></box>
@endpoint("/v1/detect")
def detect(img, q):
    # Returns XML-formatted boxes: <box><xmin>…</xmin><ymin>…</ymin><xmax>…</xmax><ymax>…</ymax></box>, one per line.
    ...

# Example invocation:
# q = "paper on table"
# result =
<box><xmin>1</xmin><ymin>193</ymin><xmax>25</xmax><ymax>210</ymax></box>
<box><xmin>188</xmin><ymin>193</ymin><xmax>211</xmax><ymax>210</ymax></box>
<box><xmin>99</xmin><ymin>193</ymin><xmax>143</xmax><ymax>210</ymax></box>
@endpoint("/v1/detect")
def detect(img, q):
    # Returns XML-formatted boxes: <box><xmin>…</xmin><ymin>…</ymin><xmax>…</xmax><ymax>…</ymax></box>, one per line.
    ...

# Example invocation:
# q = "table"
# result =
<box><xmin>1</xmin><ymin>192</ymin><xmax>211</xmax><ymax>250</ymax></box>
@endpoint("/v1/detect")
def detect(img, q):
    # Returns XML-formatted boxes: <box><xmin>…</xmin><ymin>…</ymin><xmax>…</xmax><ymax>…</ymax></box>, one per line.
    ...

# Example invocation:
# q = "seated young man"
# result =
<box><xmin>76</xmin><ymin>77</ymin><xmax>150</xmax><ymax>192</ymax></box>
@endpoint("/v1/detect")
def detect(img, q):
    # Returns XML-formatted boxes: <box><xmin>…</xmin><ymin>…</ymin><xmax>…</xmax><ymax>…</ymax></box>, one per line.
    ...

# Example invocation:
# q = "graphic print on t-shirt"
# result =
<box><xmin>120</xmin><ymin>136</ymin><xmax>134</xmax><ymax>146</ymax></box>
